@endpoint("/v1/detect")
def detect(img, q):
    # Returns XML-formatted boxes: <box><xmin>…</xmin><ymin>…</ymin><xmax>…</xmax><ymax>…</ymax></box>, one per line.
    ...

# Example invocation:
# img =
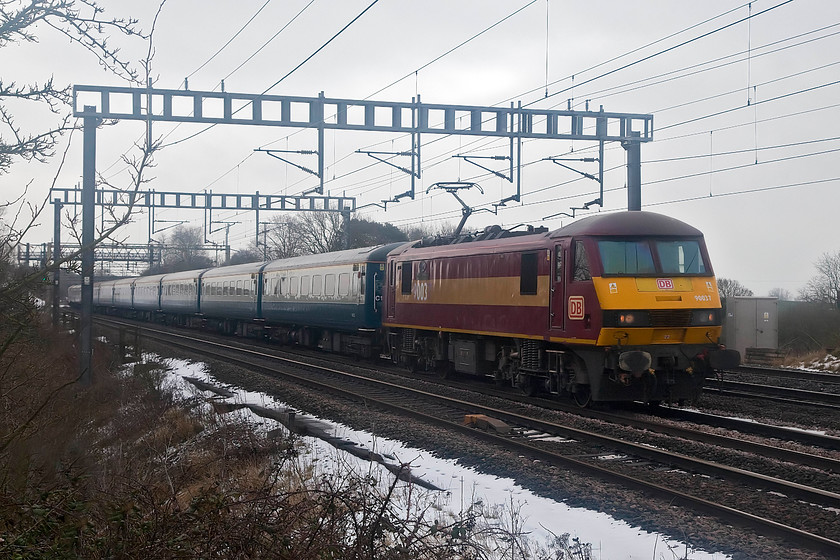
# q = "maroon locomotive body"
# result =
<box><xmin>382</xmin><ymin>211</ymin><xmax>737</xmax><ymax>405</ymax></box>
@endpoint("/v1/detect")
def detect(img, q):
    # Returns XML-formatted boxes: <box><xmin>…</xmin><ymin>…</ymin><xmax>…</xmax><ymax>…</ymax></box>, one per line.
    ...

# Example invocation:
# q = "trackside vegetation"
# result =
<box><xmin>0</xmin><ymin>300</ymin><xmax>591</xmax><ymax>559</ymax></box>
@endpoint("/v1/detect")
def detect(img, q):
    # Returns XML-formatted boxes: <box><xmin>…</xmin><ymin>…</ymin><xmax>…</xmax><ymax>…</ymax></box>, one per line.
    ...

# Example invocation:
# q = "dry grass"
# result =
<box><xmin>782</xmin><ymin>349</ymin><xmax>840</xmax><ymax>373</ymax></box>
<box><xmin>0</xmin><ymin>310</ymin><xmax>576</xmax><ymax>559</ymax></box>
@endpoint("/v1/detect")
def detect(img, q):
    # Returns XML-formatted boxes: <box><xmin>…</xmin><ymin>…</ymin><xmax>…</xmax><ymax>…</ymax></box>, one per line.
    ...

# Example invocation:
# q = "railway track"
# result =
<box><xmin>93</xmin><ymin>316</ymin><xmax>840</xmax><ymax>556</ymax></box>
<box><xmin>735</xmin><ymin>365</ymin><xmax>840</xmax><ymax>384</ymax></box>
<box><xmin>705</xmin><ymin>365</ymin><xmax>840</xmax><ymax>409</ymax></box>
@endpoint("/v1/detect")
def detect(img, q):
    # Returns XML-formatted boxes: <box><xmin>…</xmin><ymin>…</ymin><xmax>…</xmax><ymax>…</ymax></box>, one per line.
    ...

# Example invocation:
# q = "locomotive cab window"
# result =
<box><xmin>656</xmin><ymin>240</ymin><xmax>706</xmax><ymax>274</ymax></box>
<box><xmin>520</xmin><ymin>252</ymin><xmax>538</xmax><ymax>295</ymax></box>
<box><xmin>573</xmin><ymin>241</ymin><xmax>592</xmax><ymax>281</ymax></box>
<box><xmin>400</xmin><ymin>262</ymin><xmax>412</xmax><ymax>295</ymax></box>
<box><xmin>598</xmin><ymin>240</ymin><xmax>655</xmax><ymax>275</ymax></box>
<box><xmin>554</xmin><ymin>246</ymin><xmax>563</xmax><ymax>282</ymax></box>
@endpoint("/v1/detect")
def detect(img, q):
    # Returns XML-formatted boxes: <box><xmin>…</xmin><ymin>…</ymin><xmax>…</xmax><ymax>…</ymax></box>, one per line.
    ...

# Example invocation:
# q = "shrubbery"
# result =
<box><xmin>0</xmin><ymin>309</ymin><xmax>589</xmax><ymax>559</ymax></box>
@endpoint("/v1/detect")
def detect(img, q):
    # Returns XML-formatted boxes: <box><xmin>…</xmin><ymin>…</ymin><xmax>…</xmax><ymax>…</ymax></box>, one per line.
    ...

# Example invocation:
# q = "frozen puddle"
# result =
<box><xmin>134</xmin><ymin>354</ymin><xmax>732</xmax><ymax>560</ymax></box>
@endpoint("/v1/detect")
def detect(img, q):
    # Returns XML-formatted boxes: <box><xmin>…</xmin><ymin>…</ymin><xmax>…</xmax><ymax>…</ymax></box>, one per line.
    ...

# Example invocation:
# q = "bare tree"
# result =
<box><xmin>1</xmin><ymin>0</ymin><xmax>146</xmax><ymax>175</ymax></box>
<box><xmin>1</xmin><ymin>0</ymin><xmax>160</xmax><ymax>288</ymax></box>
<box><xmin>403</xmin><ymin>221</ymin><xmax>457</xmax><ymax>241</ymax></box>
<box><xmin>144</xmin><ymin>225</ymin><xmax>212</xmax><ymax>273</ymax></box>
<box><xmin>349</xmin><ymin>217</ymin><xmax>407</xmax><ymax>247</ymax></box>
<box><xmin>799</xmin><ymin>250</ymin><xmax>840</xmax><ymax>307</ymax></box>
<box><xmin>264</xmin><ymin>217</ymin><xmax>303</xmax><ymax>260</ymax></box>
<box><xmin>717</xmin><ymin>277</ymin><xmax>754</xmax><ymax>299</ymax></box>
<box><xmin>269</xmin><ymin>212</ymin><xmax>345</xmax><ymax>256</ymax></box>
<box><xmin>228</xmin><ymin>245</ymin><xmax>263</xmax><ymax>265</ymax></box>
<box><xmin>296</xmin><ymin>211</ymin><xmax>344</xmax><ymax>254</ymax></box>
<box><xmin>768</xmin><ymin>287</ymin><xmax>792</xmax><ymax>301</ymax></box>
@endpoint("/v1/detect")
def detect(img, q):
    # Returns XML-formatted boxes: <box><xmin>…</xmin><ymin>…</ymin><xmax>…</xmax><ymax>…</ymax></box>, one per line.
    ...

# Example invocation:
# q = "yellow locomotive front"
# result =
<box><xmin>548</xmin><ymin>213</ymin><xmax>739</xmax><ymax>405</ymax></box>
<box><xmin>594</xmin><ymin>238</ymin><xmax>723</xmax><ymax>347</ymax></box>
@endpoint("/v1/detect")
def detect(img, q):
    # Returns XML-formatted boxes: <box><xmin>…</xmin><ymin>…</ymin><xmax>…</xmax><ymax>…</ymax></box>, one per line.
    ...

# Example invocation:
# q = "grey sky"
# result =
<box><xmin>4</xmin><ymin>0</ymin><xmax>839</xmax><ymax>295</ymax></box>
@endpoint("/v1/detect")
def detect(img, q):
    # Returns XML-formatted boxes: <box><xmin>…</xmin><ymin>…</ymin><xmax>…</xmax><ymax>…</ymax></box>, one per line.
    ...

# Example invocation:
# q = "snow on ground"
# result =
<box><xmin>129</xmin><ymin>354</ymin><xmax>731</xmax><ymax>560</ymax></box>
<box><xmin>796</xmin><ymin>353</ymin><xmax>840</xmax><ymax>373</ymax></box>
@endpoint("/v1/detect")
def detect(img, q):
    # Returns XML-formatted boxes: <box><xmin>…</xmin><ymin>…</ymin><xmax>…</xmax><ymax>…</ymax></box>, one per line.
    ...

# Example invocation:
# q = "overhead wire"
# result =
<box><xmin>202</xmin><ymin>0</ymin><xmax>774</xmax><ymax>209</ymax></box>
<box><xmin>221</xmin><ymin>0</ymin><xmax>316</xmax><ymax>84</ymax></box>
<box><xmin>164</xmin><ymin>1</ymin><xmax>836</xmax><ymax>242</ymax></box>
<box><xmin>161</xmin><ymin>0</ymin><xmax>376</xmax><ymax>149</ymax></box>
<box><xmin>294</xmin><ymin>1</ymin><xmax>802</xmax><ymax>202</ymax></box>
<box><xmin>184</xmin><ymin>0</ymin><xmax>273</xmax><ymax>82</ymax></box>
<box><xmin>559</xmin><ymin>26</ymin><xmax>840</xmax><ymax>111</ymax></box>
<box><xmin>522</xmin><ymin>0</ymin><xmax>794</xmax><ymax>109</ymax></box>
<box><xmin>261</xmin><ymin>0</ymin><xmax>380</xmax><ymax>95</ymax></box>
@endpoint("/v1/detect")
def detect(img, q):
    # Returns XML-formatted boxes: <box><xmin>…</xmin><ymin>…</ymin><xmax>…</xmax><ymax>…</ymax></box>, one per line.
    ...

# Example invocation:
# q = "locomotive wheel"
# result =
<box><xmin>436</xmin><ymin>361</ymin><xmax>454</xmax><ymax>379</ymax></box>
<box><xmin>518</xmin><ymin>376</ymin><xmax>538</xmax><ymax>397</ymax></box>
<box><xmin>493</xmin><ymin>370</ymin><xmax>508</xmax><ymax>387</ymax></box>
<box><xmin>573</xmin><ymin>385</ymin><xmax>592</xmax><ymax>408</ymax></box>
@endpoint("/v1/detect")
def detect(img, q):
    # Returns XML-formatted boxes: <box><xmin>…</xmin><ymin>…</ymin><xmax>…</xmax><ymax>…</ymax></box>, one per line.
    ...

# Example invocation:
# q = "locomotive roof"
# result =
<box><xmin>549</xmin><ymin>211</ymin><xmax>703</xmax><ymax>238</ymax></box>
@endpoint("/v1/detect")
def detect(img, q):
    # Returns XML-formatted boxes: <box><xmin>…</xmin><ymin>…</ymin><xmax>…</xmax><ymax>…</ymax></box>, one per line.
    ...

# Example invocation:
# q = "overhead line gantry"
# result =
<box><xmin>70</xmin><ymin>83</ymin><xmax>653</xmax><ymax>385</ymax></box>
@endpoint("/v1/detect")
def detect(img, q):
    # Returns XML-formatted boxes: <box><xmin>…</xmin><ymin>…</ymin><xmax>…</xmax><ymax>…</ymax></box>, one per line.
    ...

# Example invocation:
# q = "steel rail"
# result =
<box><xmin>93</xmin><ymin>312</ymin><xmax>840</xmax><ymax>471</ymax></box>
<box><xmin>733</xmin><ymin>365</ymin><xmax>840</xmax><ymax>384</ymax></box>
<box><xmin>449</xmin><ymin>382</ymin><xmax>840</xmax><ymax>473</ymax></box>
<box><xmin>704</xmin><ymin>379</ymin><xmax>840</xmax><ymax>409</ymax></box>
<box><xmin>93</xmin><ymin>317</ymin><xmax>840</xmax><ymax>555</ymax></box>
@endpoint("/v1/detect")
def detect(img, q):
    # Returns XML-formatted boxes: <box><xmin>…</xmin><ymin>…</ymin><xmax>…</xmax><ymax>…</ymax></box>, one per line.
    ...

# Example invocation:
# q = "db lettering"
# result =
<box><xmin>656</xmin><ymin>278</ymin><xmax>674</xmax><ymax>290</ymax></box>
<box><xmin>568</xmin><ymin>296</ymin><xmax>585</xmax><ymax>320</ymax></box>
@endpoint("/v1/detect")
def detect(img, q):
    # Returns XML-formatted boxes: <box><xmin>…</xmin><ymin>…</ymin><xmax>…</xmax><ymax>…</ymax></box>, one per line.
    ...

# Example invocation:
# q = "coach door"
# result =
<box><xmin>549</xmin><ymin>243</ymin><xmax>565</xmax><ymax>330</ymax></box>
<box><xmin>386</xmin><ymin>259</ymin><xmax>396</xmax><ymax>319</ymax></box>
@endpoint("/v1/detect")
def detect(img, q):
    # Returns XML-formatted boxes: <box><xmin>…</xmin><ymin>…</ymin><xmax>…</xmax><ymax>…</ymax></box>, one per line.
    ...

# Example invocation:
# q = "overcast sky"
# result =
<box><xmin>4</xmin><ymin>0</ymin><xmax>839</xmax><ymax>295</ymax></box>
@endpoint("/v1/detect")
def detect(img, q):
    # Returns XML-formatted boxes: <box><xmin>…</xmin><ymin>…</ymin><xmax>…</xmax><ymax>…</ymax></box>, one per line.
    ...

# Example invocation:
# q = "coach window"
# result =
<box><xmin>300</xmin><ymin>275</ymin><xmax>310</xmax><ymax>296</ymax></box>
<box><xmin>312</xmin><ymin>275</ymin><xmax>323</xmax><ymax>296</ymax></box>
<box><xmin>520</xmin><ymin>252</ymin><xmax>538</xmax><ymax>295</ymax></box>
<box><xmin>573</xmin><ymin>241</ymin><xmax>592</xmax><ymax>281</ymax></box>
<box><xmin>290</xmin><ymin>276</ymin><xmax>299</xmax><ymax>296</ymax></box>
<box><xmin>235</xmin><ymin>280</ymin><xmax>242</xmax><ymax>296</ymax></box>
<box><xmin>325</xmin><ymin>274</ymin><xmax>336</xmax><ymax>297</ymax></box>
<box><xmin>338</xmin><ymin>273</ymin><xmax>350</xmax><ymax>297</ymax></box>
<box><xmin>400</xmin><ymin>262</ymin><xmax>412</xmax><ymax>295</ymax></box>
<box><xmin>279</xmin><ymin>276</ymin><xmax>286</xmax><ymax>296</ymax></box>
<box><xmin>244</xmin><ymin>280</ymin><xmax>251</xmax><ymax>297</ymax></box>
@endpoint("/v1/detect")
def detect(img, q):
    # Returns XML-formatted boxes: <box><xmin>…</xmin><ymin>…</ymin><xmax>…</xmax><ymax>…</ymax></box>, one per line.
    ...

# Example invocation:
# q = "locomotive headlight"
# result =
<box><xmin>604</xmin><ymin>310</ymin><xmax>650</xmax><ymax>327</ymax></box>
<box><xmin>690</xmin><ymin>309</ymin><xmax>719</xmax><ymax>326</ymax></box>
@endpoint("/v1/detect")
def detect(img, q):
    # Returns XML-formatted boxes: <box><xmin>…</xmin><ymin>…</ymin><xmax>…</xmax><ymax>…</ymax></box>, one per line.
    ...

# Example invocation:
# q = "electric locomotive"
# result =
<box><xmin>382</xmin><ymin>211</ymin><xmax>739</xmax><ymax>405</ymax></box>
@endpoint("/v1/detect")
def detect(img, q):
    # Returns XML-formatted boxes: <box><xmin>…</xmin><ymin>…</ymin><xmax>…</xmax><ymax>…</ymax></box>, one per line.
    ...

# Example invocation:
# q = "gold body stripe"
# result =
<box><xmin>397</xmin><ymin>276</ymin><xmax>549</xmax><ymax>307</ymax></box>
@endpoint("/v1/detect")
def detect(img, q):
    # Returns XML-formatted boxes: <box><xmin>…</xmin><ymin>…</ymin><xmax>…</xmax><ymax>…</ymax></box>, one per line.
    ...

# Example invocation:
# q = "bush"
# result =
<box><xmin>0</xmin><ymin>316</ymin><xmax>582</xmax><ymax>559</ymax></box>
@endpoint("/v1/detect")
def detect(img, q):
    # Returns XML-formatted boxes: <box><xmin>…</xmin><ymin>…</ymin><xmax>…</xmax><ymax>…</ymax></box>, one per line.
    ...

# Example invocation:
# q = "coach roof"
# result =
<box><xmin>550</xmin><ymin>211</ymin><xmax>703</xmax><ymax>238</ymax></box>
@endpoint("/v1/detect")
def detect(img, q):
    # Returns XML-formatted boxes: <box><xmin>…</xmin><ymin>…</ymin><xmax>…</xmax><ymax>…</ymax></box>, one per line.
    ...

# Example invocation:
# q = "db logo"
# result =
<box><xmin>568</xmin><ymin>296</ymin><xmax>585</xmax><ymax>320</ymax></box>
<box><xmin>656</xmin><ymin>278</ymin><xmax>674</xmax><ymax>290</ymax></box>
